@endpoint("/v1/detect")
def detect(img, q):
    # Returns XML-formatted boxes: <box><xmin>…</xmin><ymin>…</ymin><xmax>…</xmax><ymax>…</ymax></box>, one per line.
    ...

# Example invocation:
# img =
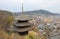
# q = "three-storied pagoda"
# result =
<box><xmin>8</xmin><ymin>3</ymin><xmax>34</xmax><ymax>36</ymax></box>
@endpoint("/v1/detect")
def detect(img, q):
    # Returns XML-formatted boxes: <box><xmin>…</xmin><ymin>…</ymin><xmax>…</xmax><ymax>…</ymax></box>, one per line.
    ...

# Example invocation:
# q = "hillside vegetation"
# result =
<box><xmin>0</xmin><ymin>10</ymin><xmax>13</xmax><ymax>31</ymax></box>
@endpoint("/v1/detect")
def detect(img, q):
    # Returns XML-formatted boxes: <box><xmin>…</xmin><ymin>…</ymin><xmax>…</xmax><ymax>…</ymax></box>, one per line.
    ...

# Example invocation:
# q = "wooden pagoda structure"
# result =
<box><xmin>8</xmin><ymin>3</ymin><xmax>34</xmax><ymax>36</ymax></box>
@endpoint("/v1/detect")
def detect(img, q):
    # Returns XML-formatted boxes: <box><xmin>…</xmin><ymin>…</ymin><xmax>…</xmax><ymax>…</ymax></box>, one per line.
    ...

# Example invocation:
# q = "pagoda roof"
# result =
<box><xmin>14</xmin><ymin>22</ymin><xmax>32</xmax><ymax>26</ymax></box>
<box><xmin>15</xmin><ymin>25</ymin><xmax>34</xmax><ymax>32</ymax></box>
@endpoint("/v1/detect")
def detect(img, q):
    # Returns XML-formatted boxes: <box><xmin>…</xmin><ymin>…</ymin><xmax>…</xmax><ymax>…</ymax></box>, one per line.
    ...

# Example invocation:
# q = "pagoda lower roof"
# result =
<box><xmin>15</xmin><ymin>26</ymin><xmax>33</xmax><ymax>32</ymax></box>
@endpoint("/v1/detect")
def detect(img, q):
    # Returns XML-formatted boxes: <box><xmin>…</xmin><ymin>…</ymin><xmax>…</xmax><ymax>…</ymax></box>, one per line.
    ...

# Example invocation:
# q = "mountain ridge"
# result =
<box><xmin>14</xmin><ymin>9</ymin><xmax>60</xmax><ymax>16</ymax></box>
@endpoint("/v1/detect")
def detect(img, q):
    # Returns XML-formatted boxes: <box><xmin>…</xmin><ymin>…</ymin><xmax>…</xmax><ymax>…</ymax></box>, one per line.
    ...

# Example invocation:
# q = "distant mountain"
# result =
<box><xmin>14</xmin><ymin>9</ymin><xmax>60</xmax><ymax>16</ymax></box>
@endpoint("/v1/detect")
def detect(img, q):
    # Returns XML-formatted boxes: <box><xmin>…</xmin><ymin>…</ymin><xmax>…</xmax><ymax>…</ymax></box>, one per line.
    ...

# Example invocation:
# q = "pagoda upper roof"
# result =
<box><xmin>15</xmin><ymin>14</ymin><xmax>32</xmax><ymax>21</ymax></box>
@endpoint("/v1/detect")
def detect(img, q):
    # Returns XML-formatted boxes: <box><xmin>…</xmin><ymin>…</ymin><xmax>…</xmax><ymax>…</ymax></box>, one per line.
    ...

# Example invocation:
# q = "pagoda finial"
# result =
<box><xmin>22</xmin><ymin>2</ymin><xmax>24</xmax><ymax>15</ymax></box>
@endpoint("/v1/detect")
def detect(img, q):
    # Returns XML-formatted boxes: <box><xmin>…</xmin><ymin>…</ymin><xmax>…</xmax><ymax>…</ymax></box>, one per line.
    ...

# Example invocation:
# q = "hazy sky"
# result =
<box><xmin>0</xmin><ymin>0</ymin><xmax>60</xmax><ymax>13</ymax></box>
